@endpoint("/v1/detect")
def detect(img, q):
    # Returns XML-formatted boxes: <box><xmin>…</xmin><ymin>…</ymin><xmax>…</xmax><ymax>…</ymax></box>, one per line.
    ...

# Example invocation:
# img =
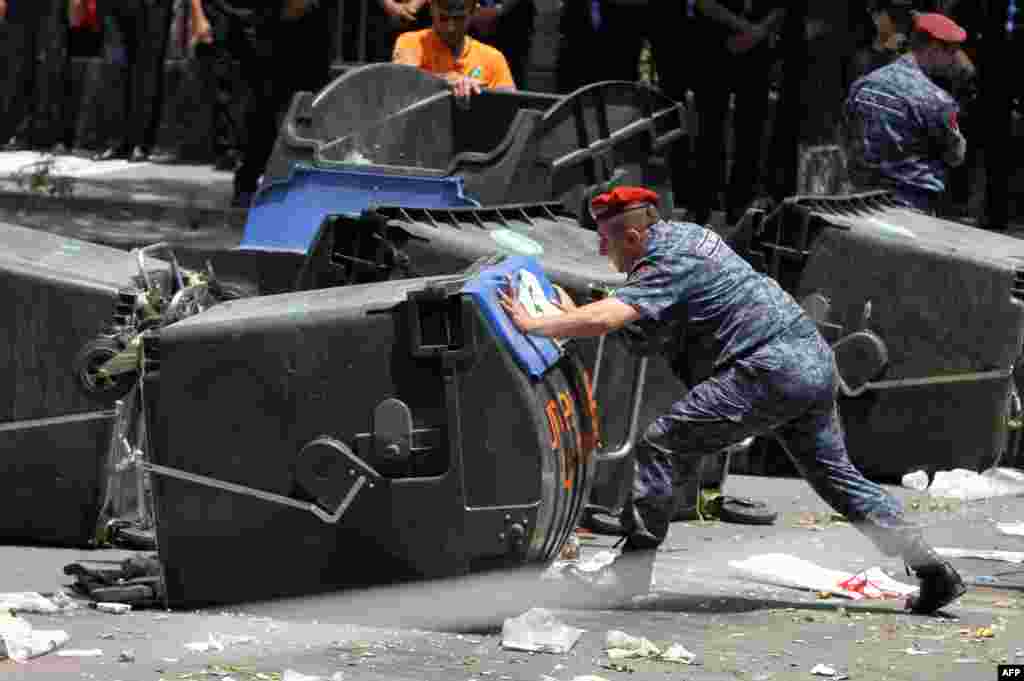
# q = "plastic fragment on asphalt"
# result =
<box><xmin>501</xmin><ymin>609</ymin><xmax>584</xmax><ymax>654</ymax></box>
<box><xmin>997</xmin><ymin>521</ymin><xmax>1024</xmax><ymax>537</ymax></box>
<box><xmin>810</xmin><ymin>663</ymin><xmax>836</xmax><ymax>676</ymax></box>
<box><xmin>57</xmin><ymin>649</ymin><xmax>104</xmax><ymax>657</ymax></box>
<box><xmin>571</xmin><ymin>676</ymin><xmax>612</xmax><ymax>681</ymax></box>
<box><xmin>935</xmin><ymin>548</ymin><xmax>1024</xmax><ymax>564</ymax></box>
<box><xmin>0</xmin><ymin>613</ymin><xmax>70</xmax><ymax>662</ymax></box>
<box><xmin>604</xmin><ymin>631</ymin><xmax>695</xmax><ymax>664</ymax></box>
<box><xmin>283</xmin><ymin>671</ymin><xmax>324</xmax><ymax>681</ymax></box>
<box><xmin>927</xmin><ymin>467</ymin><xmax>1024</xmax><ymax>501</ymax></box>
<box><xmin>118</xmin><ymin>649</ymin><xmax>135</xmax><ymax>662</ymax></box>
<box><xmin>0</xmin><ymin>592</ymin><xmax>77</xmax><ymax>614</ymax></box>
<box><xmin>728</xmin><ymin>554</ymin><xmax>917</xmax><ymax>600</ymax></box>
<box><xmin>95</xmin><ymin>602</ymin><xmax>132</xmax><ymax>614</ymax></box>
<box><xmin>660</xmin><ymin>643</ymin><xmax>697</xmax><ymax>664</ymax></box>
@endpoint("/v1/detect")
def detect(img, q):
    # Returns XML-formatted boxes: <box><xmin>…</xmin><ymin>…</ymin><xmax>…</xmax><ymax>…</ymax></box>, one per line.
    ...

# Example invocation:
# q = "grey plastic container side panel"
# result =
<box><xmin>799</xmin><ymin>223</ymin><xmax>1024</xmax><ymax>379</ymax></box>
<box><xmin>0</xmin><ymin>220</ymin><xmax>164</xmax><ymax>288</ymax></box>
<box><xmin>841</xmin><ymin>378</ymin><xmax>1010</xmax><ymax>479</ymax></box>
<box><xmin>0</xmin><ymin>266</ymin><xmax>124</xmax><ymax>422</ymax></box>
<box><xmin>0</xmin><ymin>411</ymin><xmax>113</xmax><ymax>546</ymax></box>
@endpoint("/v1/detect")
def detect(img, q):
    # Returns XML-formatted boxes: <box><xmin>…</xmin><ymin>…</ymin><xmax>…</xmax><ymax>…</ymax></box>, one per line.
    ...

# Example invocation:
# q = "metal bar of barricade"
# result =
<box><xmin>357</xmin><ymin>0</ymin><xmax>369</xmax><ymax>63</ymax></box>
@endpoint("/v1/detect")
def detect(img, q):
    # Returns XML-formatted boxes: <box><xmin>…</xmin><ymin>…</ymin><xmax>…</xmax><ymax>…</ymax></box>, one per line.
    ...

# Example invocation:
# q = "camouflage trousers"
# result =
<box><xmin>624</xmin><ymin>324</ymin><xmax>917</xmax><ymax>561</ymax></box>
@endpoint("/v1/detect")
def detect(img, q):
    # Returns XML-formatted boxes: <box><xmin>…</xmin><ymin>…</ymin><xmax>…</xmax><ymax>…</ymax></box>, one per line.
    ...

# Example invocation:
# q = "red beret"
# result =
<box><xmin>913</xmin><ymin>12</ymin><xmax>967</xmax><ymax>43</ymax></box>
<box><xmin>590</xmin><ymin>186</ymin><xmax>660</xmax><ymax>220</ymax></box>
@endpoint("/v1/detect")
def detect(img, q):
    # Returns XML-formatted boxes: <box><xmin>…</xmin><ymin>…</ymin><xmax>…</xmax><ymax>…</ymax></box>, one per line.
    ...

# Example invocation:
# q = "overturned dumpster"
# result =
<box><xmin>0</xmin><ymin>222</ymin><xmax>170</xmax><ymax>546</ymax></box>
<box><xmin>732</xmin><ymin>192</ymin><xmax>1024</xmax><ymax>480</ymax></box>
<box><xmin>143</xmin><ymin>257</ymin><xmax>627</xmax><ymax>608</ymax></box>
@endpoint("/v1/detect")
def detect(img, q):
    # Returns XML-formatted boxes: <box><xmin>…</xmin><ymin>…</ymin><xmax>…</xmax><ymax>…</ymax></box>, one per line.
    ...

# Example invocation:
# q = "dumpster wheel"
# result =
<box><xmin>73</xmin><ymin>337</ymin><xmax>136</xmax><ymax>401</ymax></box>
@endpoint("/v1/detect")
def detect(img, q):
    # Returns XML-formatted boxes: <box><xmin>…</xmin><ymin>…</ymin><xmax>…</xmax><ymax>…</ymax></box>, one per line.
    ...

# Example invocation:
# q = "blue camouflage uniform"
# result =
<box><xmin>844</xmin><ymin>55</ymin><xmax>965</xmax><ymax>214</ymax></box>
<box><xmin>612</xmin><ymin>220</ymin><xmax>916</xmax><ymax>559</ymax></box>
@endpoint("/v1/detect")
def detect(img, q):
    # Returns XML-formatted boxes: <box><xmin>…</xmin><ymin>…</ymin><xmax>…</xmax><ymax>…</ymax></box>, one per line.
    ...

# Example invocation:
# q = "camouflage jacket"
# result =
<box><xmin>613</xmin><ymin>220</ymin><xmax>815</xmax><ymax>386</ymax></box>
<box><xmin>844</xmin><ymin>55</ymin><xmax>964</xmax><ymax>195</ymax></box>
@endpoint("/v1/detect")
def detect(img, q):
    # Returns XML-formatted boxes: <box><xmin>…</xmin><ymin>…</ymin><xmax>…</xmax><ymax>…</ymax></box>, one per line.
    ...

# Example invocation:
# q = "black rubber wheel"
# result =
<box><xmin>581</xmin><ymin>508</ymin><xmax>624</xmax><ymax>536</ymax></box>
<box><xmin>73</xmin><ymin>337</ymin><xmax>136</xmax><ymax>401</ymax></box>
<box><xmin>717</xmin><ymin>496</ymin><xmax>778</xmax><ymax>525</ymax></box>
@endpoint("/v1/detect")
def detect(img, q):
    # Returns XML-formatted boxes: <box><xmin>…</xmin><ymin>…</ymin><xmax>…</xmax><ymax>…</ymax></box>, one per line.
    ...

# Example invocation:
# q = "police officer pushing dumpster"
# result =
<box><xmin>498</xmin><ymin>186</ymin><xmax>966</xmax><ymax>615</ymax></box>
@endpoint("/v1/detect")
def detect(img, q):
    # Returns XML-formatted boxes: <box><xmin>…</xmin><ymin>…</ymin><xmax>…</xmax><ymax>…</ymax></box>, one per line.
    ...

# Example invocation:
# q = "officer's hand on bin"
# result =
<box><xmin>191</xmin><ymin>11</ymin><xmax>214</xmax><ymax>48</ymax></box>
<box><xmin>0</xmin><ymin>0</ymin><xmax>7</xmax><ymax>22</ymax></box>
<box><xmin>498</xmin><ymin>287</ymin><xmax>537</xmax><ymax>334</ymax></box>
<box><xmin>552</xmin><ymin>284</ymin><xmax>577</xmax><ymax>311</ymax></box>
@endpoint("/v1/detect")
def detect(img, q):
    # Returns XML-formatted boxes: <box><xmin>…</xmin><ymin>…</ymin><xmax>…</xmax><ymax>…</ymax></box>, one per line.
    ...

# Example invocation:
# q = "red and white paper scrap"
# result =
<box><xmin>728</xmin><ymin>554</ymin><xmax>919</xmax><ymax>600</ymax></box>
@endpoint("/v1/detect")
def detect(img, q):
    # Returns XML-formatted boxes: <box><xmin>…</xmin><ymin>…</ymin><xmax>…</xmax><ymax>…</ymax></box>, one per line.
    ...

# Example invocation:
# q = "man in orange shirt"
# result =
<box><xmin>392</xmin><ymin>0</ymin><xmax>515</xmax><ymax>99</ymax></box>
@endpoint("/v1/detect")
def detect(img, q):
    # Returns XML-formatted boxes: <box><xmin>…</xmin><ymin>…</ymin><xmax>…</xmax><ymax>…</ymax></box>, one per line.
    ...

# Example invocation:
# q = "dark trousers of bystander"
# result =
<box><xmin>2</xmin><ymin>0</ymin><xmax>80</xmax><ymax>149</ymax></box>
<box><xmin>473</xmin><ymin>0</ymin><xmax>535</xmax><ymax>90</ymax></box>
<box><xmin>686</xmin><ymin>46</ymin><xmax>774</xmax><ymax>225</ymax></box>
<box><xmin>194</xmin><ymin>37</ymin><xmax>246</xmax><ymax>166</ymax></box>
<box><xmin>100</xmin><ymin>0</ymin><xmax>174</xmax><ymax>155</ymax></box>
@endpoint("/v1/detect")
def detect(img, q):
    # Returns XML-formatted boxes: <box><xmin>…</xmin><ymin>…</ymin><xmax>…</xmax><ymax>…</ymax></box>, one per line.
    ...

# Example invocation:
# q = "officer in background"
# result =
<box><xmin>845</xmin><ymin>12</ymin><xmax>969</xmax><ymax>213</ymax></box>
<box><xmin>467</xmin><ymin>0</ymin><xmax>534</xmax><ymax>90</ymax></box>
<box><xmin>499</xmin><ymin>185</ymin><xmax>967</xmax><ymax>615</ymax></box>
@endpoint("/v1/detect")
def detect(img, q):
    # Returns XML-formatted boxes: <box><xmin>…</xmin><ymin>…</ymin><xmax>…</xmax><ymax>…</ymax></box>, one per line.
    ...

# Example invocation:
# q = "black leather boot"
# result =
<box><xmin>902</xmin><ymin>534</ymin><xmax>966</xmax><ymax>614</ymax></box>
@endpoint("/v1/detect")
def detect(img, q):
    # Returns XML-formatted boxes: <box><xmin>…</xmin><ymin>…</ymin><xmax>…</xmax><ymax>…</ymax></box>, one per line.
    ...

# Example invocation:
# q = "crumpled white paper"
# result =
<box><xmin>728</xmin><ymin>554</ymin><xmax>917</xmax><ymax>600</ymax></box>
<box><xmin>0</xmin><ymin>592</ymin><xmax>77</xmax><ymax>615</ymax></box>
<box><xmin>0</xmin><ymin>613</ymin><xmax>70</xmax><ymax>662</ymax></box>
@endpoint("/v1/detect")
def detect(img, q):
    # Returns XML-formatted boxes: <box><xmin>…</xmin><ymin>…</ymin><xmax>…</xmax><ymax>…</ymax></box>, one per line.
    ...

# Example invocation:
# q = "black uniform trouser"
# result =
<box><xmin>194</xmin><ymin>39</ymin><xmax>246</xmax><ymax>159</ymax></box>
<box><xmin>204</xmin><ymin>2</ymin><xmax>331</xmax><ymax>194</ymax></box>
<box><xmin>687</xmin><ymin>46</ymin><xmax>773</xmax><ymax>224</ymax></box>
<box><xmin>101</xmin><ymin>0</ymin><xmax>174</xmax><ymax>151</ymax></box>
<box><xmin>3</xmin><ymin>0</ymin><xmax>77</xmax><ymax>147</ymax></box>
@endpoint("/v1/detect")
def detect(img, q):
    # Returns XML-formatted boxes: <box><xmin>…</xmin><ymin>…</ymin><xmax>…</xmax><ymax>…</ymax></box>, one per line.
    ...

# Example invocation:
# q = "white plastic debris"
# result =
<box><xmin>283</xmin><ymin>670</ymin><xmax>324</xmax><ymax>681</ymax></box>
<box><xmin>0</xmin><ymin>592</ymin><xmax>77</xmax><ymax>615</ymax></box>
<box><xmin>185</xmin><ymin>634</ymin><xmax>226</xmax><ymax>653</ymax></box>
<box><xmin>118</xmin><ymin>649</ymin><xmax>136</xmax><ymax>662</ymax></box>
<box><xmin>901</xmin><ymin>470</ymin><xmax>929</xmax><ymax>491</ymax></box>
<box><xmin>997</xmin><ymin>522</ymin><xmax>1024</xmax><ymax>537</ymax></box>
<box><xmin>935</xmin><ymin>547</ymin><xmax>1024</xmax><ymax>564</ymax></box>
<box><xmin>95</xmin><ymin>602</ymin><xmax>131</xmax><ymax>615</ymax></box>
<box><xmin>903</xmin><ymin>647</ymin><xmax>930</xmax><ymax>655</ymax></box>
<box><xmin>56</xmin><ymin>649</ymin><xmax>104</xmax><ymax>657</ymax></box>
<box><xmin>660</xmin><ymin>643</ymin><xmax>697</xmax><ymax>664</ymax></box>
<box><xmin>0</xmin><ymin>614</ymin><xmax>69</xmax><ymax>662</ymax></box>
<box><xmin>728</xmin><ymin>554</ymin><xmax>918</xmax><ymax>600</ymax></box>
<box><xmin>604</xmin><ymin>631</ymin><xmax>695</xmax><ymax>664</ymax></box>
<box><xmin>810</xmin><ymin>663</ymin><xmax>836</xmax><ymax>676</ymax></box>
<box><xmin>571</xmin><ymin>676</ymin><xmax>612</xmax><ymax>681</ymax></box>
<box><xmin>501</xmin><ymin>608</ymin><xmax>584</xmax><ymax>654</ymax></box>
<box><xmin>927</xmin><ymin>467</ymin><xmax>1024</xmax><ymax>501</ymax></box>
<box><xmin>605</xmin><ymin>630</ymin><xmax>660</xmax><ymax>659</ymax></box>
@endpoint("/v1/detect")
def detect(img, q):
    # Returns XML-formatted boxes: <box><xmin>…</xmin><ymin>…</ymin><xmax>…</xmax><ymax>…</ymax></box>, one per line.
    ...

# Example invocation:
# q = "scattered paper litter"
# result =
<box><xmin>935</xmin><ymin>548</ymin><xmax>1024</xmax><ymax>564</ymax></box>
<box><xmin>810</xmin><ymin>663</ymin><xmax>836</xmax><ymax>676</ymax></box>
<box><xmin>996</xmin><ymin>522</ymin><xmax>1024</xmax><ymax>538</ymax></box>
<box><xmin>728</xmin><ymin>554</ymin><xmax>917</xmax><ymax>600</ymax></box>
<box><xmin>927</xmin><ymin>467</ymin><xmax>1024</xmax><ymax>501</ymax></box>
<box><xmin>604</xmin><ymin>631</ymin><xmax>695</xmax><ymax>664</ymax></box>
<box><xmin>95</xmin><ymin>602</ymin><xmax>131</xmax><ymax>614</ymax></box>
<box><xmin>0</xmin><ymin>614</ymin><xmax>70</xmax><ymax>662</ymax></box>
<box><xmin>283</xmin><ymin>670</ymin><xmax>323</xmax><ymax>681</ymax></box>
<box><xmin>57</xmin><ymin>649</ymin><xmax>104</xmax><ymax>657</ymax></box>
<box><xmin>185</xmin><ymin>634</ymin><xmax>226</xmax><ymax>653</ymax></box>
<box><xmin>501</xmin><ymin>608</ymin><xmax>584</xmax><ymax>654</ymax></box>
<box><xmin>903</xmin><ymin>647</ymin><xmax>931</xmax><ymax>655</ymax></box>
<box><xmin>0</xmin><ymin>592</ymin><xmax>77</xmax><ymax>614</ymax></box>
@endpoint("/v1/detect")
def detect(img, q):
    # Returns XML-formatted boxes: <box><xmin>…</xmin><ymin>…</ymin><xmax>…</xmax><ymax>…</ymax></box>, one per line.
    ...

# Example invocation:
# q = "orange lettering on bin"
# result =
<box><xmin>545</xmin><ymin>400</ymin><xmax>562</xmax><ymax>451</ymax></box>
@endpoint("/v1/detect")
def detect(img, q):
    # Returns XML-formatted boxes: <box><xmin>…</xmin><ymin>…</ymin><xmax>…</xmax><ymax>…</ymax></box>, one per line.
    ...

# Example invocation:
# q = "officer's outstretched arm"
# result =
<box><xmin>499</xmin><ymin>295</ymin><xmax>640</xmax><ymax>339</ymax></box>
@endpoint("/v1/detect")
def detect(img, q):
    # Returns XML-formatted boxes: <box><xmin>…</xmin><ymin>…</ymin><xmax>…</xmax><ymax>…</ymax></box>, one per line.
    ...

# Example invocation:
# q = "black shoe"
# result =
<box><xmin>4</xmin><ymin>136</ymin><xmax>30</xmax><ymax>152</ymax></box>
<box><xmin>130</xmin><ymin>146</ymin><xmax>150</xmax><ymax>163</ymax></box>
<box><xmin>95</xmin><ymin>145</ymin><xmax>132</xmax><ymax>161</ymax></box>
<box><xmin>148</xmin><ymin>150</ymin><xmax>180</xmax><ymax>164</ymax></box>
<box><xmin>213</xmin><ymin>150</ymin><xmax>240</xmax><ymax>172</ymax></box>
<box><xmin>907</xmin><ymin>562</ymin><xmax>966</xmax><ymax>614</ymax></box>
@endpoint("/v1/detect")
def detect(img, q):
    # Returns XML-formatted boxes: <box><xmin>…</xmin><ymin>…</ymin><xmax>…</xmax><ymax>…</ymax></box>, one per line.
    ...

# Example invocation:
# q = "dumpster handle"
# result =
<box><xmin>593</xmin><ymin>355</ymin><xmax>648</xmax><ymax>463</ymax></box>
<box><xmin>140</xmin><ymin>461</ymin><xmax>368</xmax><ymax>525</ymax></box>
<box><xmin>135</xmin><ymin>242</ymin><xmax>185</xmax><ymax>293</ymax></box>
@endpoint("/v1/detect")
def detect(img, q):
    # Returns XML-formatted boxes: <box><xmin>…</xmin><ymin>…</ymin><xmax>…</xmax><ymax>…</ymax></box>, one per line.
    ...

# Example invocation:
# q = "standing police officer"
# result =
<box><xmin>845</xmin><ymin>12</ymin><xmax>969</xmax><ymax>213</ymax></box>
<box><xmin>499</xmin><ymin>186</ymin><xmax>967</xmax><ymax>616</ymax></box>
